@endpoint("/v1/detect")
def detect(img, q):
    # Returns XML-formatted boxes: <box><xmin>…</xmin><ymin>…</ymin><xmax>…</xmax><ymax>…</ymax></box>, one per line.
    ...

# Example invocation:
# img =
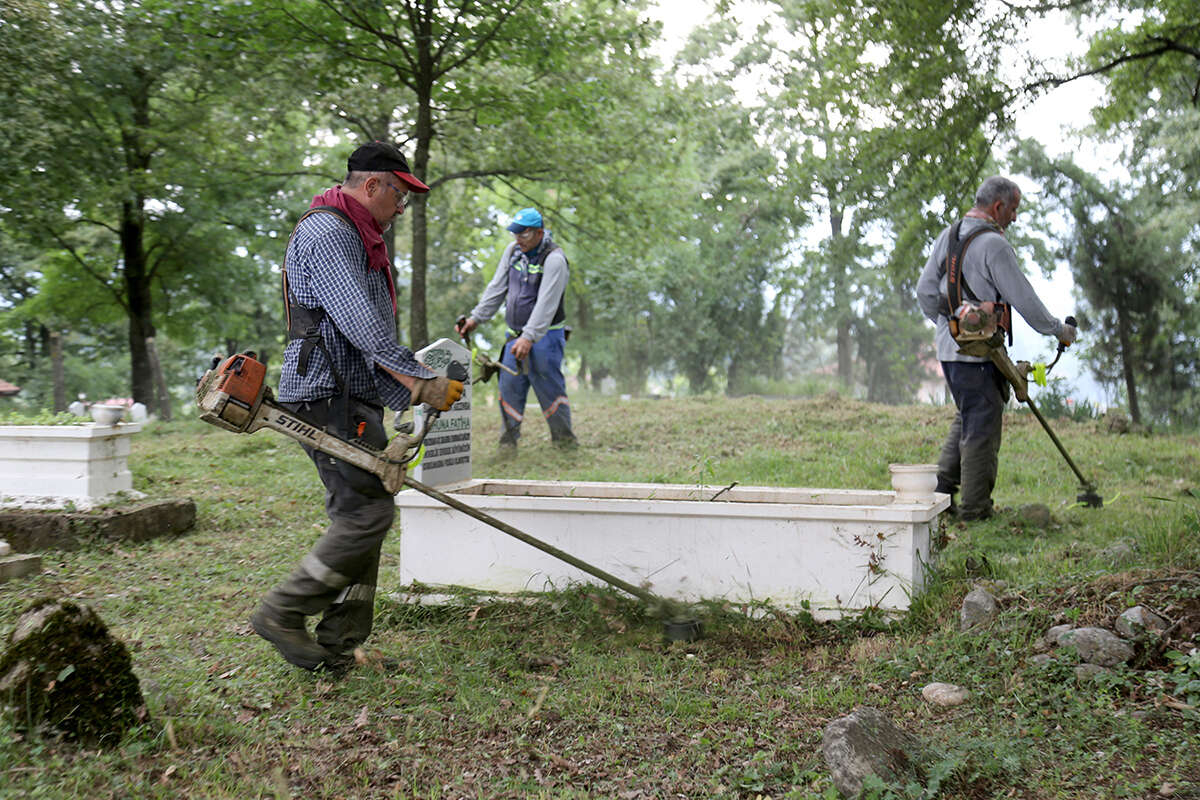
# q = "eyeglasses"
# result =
<box><xmin>513</xmin><ymin>228</ymin><xmax>538</xmax><ymax>239</ymax></box>
<box><xmin>384</xmin><ymin>181</ymin><xmax>411</xmax><ymax>209</ymax></box>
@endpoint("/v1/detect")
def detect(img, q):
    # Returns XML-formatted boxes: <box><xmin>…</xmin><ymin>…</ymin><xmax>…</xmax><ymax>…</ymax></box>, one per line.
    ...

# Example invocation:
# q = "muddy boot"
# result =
<box><xmin>250</xmin><ymin>604</ymin><xmax>328</xmax><ymax>671</ymax></box>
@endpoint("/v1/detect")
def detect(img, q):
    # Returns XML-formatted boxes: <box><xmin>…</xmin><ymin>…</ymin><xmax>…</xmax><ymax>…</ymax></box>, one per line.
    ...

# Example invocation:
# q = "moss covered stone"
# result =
<box><xmin>0</xmin><ymin>597</ymin><xmax>147</xmax><ymax>744</ymax></box>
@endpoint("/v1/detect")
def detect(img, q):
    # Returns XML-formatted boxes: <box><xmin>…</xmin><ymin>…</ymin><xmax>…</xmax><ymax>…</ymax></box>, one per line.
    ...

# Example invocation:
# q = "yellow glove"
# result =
<box><xmin>411</xmin><ymin>376</ymin><xmax>464</xmax><ymax>411</ymax></box>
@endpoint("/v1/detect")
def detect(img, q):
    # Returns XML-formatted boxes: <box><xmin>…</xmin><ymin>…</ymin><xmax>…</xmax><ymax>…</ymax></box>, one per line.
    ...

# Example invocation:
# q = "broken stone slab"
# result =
<box><xmin>0</xmin><ymin>552</ymin><xmax>42</xmax><ymax>582</ymax></box>
<box><xmin>0</xmin><ymin>497</ymin><xmax>195</xmax><ymax>552</ymax></box>
<box><xmin>0</xmin><ymin>598</ymin><xmax>147</xmax><ymax>744</ymax></box>
<box><xmin>1115</xmin><ymin>606</ymin><xmax>1170</xmax><ymax>640</ymax></box>
<box><xmin>821</xmin><ymin>706</ymin><xmax>933</xmax><ymax>799</ymax></box>
<box><xmin>1057</xmin><ymin>626</ymin><xmax>1134</xmax><ymax>667</ymax></box>
<box><xmin>960</xmin><ymin>586</ymin><xmax>998</xmax><ymax>631</ymax></box>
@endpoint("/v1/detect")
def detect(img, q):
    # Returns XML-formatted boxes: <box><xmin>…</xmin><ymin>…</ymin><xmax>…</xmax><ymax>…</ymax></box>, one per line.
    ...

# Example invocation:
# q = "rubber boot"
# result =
<box><xmin>251</xmin><ymin>567</ymin><xmax>342</xmax><ymax>670</ymax></box>
<box><xmin>958</xmin><ymin>428</ymin><xmax>1001</xmax><ymax>520</ymax></box>
<box><xmin>250</xmin><ymin>605</ymin><xmax>329</xmax><ymax>671</ymax></box>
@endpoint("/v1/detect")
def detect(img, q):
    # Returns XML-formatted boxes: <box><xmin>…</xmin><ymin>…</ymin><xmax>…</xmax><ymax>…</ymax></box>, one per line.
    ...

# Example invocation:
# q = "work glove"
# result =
<box><xmin>1058</xmin><ymin>321</ymin><xmax>1077</xmax><ymax>347</ymax></box>
<box><xmin>411</xmin><ymin>376</ymin><xmax>464</xmax><ymax>411</ymax></box>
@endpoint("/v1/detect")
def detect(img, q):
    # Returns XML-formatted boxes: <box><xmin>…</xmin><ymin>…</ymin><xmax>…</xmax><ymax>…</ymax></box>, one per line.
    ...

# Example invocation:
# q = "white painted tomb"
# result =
<box><xmin>395</xmin><ymin>477</ymin><xmax>949</xmax><ymax>618</ymax></box>
<box><xmin>0</xmin><ymin>422</ymin><xmax>144</xmax><ymax>509</ymax></box>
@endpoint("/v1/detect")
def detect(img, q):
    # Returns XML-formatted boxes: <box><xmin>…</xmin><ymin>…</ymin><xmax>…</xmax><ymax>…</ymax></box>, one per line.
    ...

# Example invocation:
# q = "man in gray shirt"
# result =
<box><xmin>917</xmin><ymin>176</ymin><xmax>1076</xmax><ymax>520</ymax></box>
<box><xmin>456</xmin><ymin>207</ymin><xmax>576</xmax><ymax>451</ymax></box>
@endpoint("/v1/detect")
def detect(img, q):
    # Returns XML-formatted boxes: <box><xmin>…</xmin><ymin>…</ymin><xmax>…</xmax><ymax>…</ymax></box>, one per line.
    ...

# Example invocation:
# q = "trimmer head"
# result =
<box><xmin>1077</xmin><ymin>488</ymin><xmax>1103</xmax><ymax>508</ymax></box>
<box><xmin>662</xmin><ymin>617</ymin><xmax>703</xmax><ymax>642</ymax></box>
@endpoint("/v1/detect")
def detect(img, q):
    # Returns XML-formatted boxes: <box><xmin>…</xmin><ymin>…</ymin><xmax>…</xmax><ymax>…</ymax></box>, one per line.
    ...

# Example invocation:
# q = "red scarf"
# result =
<box><xmin>310</xmin><ymin>187</ymin><xmax>396</xmax><ymax>312</ymax></box>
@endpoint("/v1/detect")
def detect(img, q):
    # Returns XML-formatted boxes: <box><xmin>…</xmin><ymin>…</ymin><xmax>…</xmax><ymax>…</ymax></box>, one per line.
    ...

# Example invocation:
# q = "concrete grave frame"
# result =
<box><xmin>0</xmin><ymin>422</ymin><xmax>144</xmax><ymax>510</ymax></box>
<box><xmin>395</xmin><ymin>479</ymin><xmax>950</xmax><ymax>619</ymax></box>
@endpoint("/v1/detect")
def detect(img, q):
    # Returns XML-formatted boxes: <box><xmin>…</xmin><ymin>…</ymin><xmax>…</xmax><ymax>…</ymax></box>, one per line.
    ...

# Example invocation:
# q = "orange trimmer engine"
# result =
<box><xmin>195</xmin><ymin>352</ymin><xmax>269</xmax><ymax>433</ymax></box>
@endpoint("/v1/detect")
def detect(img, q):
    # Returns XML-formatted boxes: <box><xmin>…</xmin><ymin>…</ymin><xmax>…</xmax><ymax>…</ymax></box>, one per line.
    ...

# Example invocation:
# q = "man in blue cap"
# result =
<box><xmin>456</xmin><ymin>207</ymin><xmax>577</xmax><ymax>451</ymax></box>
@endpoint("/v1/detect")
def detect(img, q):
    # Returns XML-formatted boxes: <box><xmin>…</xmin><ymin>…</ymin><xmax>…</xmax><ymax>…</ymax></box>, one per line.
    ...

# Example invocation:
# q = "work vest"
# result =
<box><xmin>504</xmin><ymin>237</ymin><xmax>566</xmax><ymax>336</ymax></box>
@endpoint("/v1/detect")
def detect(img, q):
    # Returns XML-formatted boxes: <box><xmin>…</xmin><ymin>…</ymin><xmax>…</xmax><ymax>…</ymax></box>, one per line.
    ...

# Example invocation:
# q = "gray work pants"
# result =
<box><xmin>936</xmin><ymin>361</ymin><xmax>1006</xmax><ymax>519</ymax></box>
<box><xmin>263</xmin><ymin>398</ymin><xmax>395</xmax><ymax>655</ymax></box>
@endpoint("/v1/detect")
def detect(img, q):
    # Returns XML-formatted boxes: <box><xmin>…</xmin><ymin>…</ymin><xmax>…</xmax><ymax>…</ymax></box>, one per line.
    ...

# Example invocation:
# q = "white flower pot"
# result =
<box><xmin>89</xmin><ymin>404</ymin><xmax>127</xmax><ymax>425</ymax></box>
<box><xmin>888</xmin><ymin>463</ymin><xmax>939</xmax><ymax>503</ymax></box>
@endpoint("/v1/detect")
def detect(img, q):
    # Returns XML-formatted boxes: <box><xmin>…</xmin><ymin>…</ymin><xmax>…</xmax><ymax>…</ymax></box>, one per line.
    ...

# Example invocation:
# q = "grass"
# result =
<box><xmin>1</xmin><ymin>389</ymin><xmax>1198</xmax><ymax>798</ymax></box>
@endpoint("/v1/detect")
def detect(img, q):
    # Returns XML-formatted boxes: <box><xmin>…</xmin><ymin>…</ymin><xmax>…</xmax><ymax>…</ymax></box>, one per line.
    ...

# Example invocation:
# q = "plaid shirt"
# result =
<box><xmin>277</xmin><ymin>211</ymin><xmax>432</xmax><ymax>410</ymax></box>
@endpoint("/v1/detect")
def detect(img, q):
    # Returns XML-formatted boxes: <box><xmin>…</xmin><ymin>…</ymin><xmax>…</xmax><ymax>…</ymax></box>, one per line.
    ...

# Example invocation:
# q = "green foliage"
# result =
<box><xmin>1165</xmin><ymin>649</ymin><xmax>1200</xmax><ymax>709</ymax></box>
<box><xmin>0</xmin><ymin>410</ymin><xmax>83</xmax><ymax>426</ymax></box>
<box><xmin>1030</xmin><ymin>376</ymin><xmax>1101</xmax><ymax>422</ymax></box>
<box><xmin>1014</xmin><ymin>139</ymin><xmax>1200</xmax><ymax>428</ymax></box>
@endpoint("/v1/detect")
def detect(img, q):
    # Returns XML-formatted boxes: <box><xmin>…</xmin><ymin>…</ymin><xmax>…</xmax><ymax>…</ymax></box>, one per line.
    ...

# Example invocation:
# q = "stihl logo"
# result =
<box><xmin>275</xmin><ymin>413</ymin><xmax>319</xmax><ymax>441</ymax></box>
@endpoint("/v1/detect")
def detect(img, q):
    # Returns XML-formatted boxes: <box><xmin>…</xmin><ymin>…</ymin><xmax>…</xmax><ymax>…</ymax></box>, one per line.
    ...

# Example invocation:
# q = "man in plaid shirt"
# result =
<box><xmin>251</xmin><ymin>141</ymin><xmax>463</xmax><ymax>673</ymax></box>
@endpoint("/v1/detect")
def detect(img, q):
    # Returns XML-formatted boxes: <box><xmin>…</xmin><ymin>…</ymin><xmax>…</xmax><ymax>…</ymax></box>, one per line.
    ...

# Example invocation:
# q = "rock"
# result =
<box><xmin>129</xmin><ymin>402</ymin><xmax>148</xmax><ymax>422</ymax></box>
<box><xmin>0</xmin><ymin>540</ymin><xmax>9</xmax><ymax>557</ymax></box>
<box><xmin>1045</xmin><ymin>624</ymin><xmax>1074</xmax><ymax>647</ymax></box>
<box><xmin>960</xmin><ymin>587</ymin><xmax>998</xmax><ymax>631</ymax></box>
<box><xmin>921</xmin><ymin>682</ymin><xmax>970</xmax><ymax>706</ymax></box>
<box><xmin>1057</xmin><ymin>627</ymin><xmax>1134</xmax><ymax>667</ymax></box>
<box><xmin>1015</xmin><ymin>504</ymin><xmax>1052</xmax><ymax>529</ymax></box>
<box><xmin>1029</xmin><ymin>653</ymin><xmax>1054</xmax><ymax>667</ymax></box>
<box><xmin>1074</xmin><ymin>663</ymin><xmax>1112</xmax><ymax>681</ymax></box>
<box><xmin>1115</xmin><ymin>606</ymin><xmax>1170</xmax><ymax>640</ymax></box>
<box><xmin>1105</xmin><ymin>413</ymin><xmax>1130</xmax><ymax>434</ymax></box>
<box><xmin>1098</xmin><ymin>539</ymin><xmax>1137</xmax><ymax>566</ymax></box>
<box><xmin>821</xmin><ymin>707</ymin><xmax>931</xmax><ymax>799</ymax></box>
<box><xmin>0</xmin><ymin>598</ymin><xmax>147</xmax><ymax>744</ymax></box>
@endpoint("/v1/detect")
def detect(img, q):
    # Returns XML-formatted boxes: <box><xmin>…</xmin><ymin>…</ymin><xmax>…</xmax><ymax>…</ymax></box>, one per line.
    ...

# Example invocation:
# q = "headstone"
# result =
<box><xmin>412</xmin><ymin>337</ymin><xmax>472</xmax><ymax>488</ymax></box>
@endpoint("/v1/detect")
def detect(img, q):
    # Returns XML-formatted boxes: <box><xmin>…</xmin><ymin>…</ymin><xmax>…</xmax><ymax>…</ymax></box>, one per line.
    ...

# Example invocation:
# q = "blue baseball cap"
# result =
<box><xmin>506</xmin><ymin>207</ymin><xmax>543</xmax><ymax>233</ymax></box>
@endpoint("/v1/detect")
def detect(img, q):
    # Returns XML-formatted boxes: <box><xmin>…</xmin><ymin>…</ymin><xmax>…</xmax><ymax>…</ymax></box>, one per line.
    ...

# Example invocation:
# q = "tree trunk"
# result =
<box><xmin>1116</xmin><ymin>310</ymin><xmax>1140</xmax><ymax>425</ymax></box>
<box><xmin>49</xmin><ymin>330</ymin><xmax>66</xmax><ymax>412</ymax></box>
<box><xmin>122</xmin><ymin>200</ymin><xmax>156</xmax><ymax>406</ymax></box>
<box><xmin>827</xmin><ymin>200</ymin><xmax>853</xmax><ymax>387</ymax></box>
<box><xmin>408</xmin><ymin>34</ymin><xmax>435</xmax><ymax>350</ymax></box>
<box><xmin>145</xmin><ymin>336</ymin><xmax>172</xmax><ymax>421</ymax></box>
<box><xmin>120</xmin><ymin>83</ymin><xmax>155</xmax><ymax>406</ymax></box>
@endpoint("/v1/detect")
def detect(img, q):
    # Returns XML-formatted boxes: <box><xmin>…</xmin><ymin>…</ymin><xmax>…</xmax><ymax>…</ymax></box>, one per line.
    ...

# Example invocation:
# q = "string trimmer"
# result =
<box><xmin>959</xmin><ymin>316</ymin><xmax>1102</xmax><ymax>508</ymax></box>
<box><xmin>195</xmin><ymin>351</ymin><xmax>701</xmax><ymax>640</ymax></box>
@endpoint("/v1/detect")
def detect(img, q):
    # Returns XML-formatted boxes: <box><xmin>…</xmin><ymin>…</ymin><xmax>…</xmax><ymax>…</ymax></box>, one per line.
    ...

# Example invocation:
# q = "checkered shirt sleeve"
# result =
<box><xmin>276</xmin><ymin>213</ymin><xmax>433</xmax><ymax>410</ymax></box>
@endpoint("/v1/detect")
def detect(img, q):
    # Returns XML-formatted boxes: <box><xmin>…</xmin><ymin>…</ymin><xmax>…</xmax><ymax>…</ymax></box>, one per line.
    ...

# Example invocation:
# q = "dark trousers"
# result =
<box><xmin>263</xmin><ymin>398</ymin><xmax>395</xmax><ymax>656</ymax></box>
<box><xmin>498</xmin><ymin>328</ymin><xmax>575</xmax><ymax>444</ymax></box>
<box><xmin>936</xmin><ymin>361</ymin><xmax>1006</xmax><ymax>519</ymax></box>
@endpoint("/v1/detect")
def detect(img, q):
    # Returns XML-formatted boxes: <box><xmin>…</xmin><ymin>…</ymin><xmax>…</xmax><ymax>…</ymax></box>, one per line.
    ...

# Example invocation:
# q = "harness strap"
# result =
<box><xmin>944</xmin><ymin>219</ymin><xmax>1013</xmax><ymax>346</ymax></box>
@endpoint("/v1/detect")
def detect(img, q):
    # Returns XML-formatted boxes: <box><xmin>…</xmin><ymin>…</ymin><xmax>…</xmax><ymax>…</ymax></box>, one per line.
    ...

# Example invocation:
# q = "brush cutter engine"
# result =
<box><xmin>195</xmin><ymin>352</ymin><xmax>420</xmax><ymax>493</ymax></box>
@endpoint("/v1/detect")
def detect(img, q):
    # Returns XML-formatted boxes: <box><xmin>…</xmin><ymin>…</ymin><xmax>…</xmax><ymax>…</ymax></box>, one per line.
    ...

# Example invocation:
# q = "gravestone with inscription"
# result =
<box><xmin>412</xmin><ymin>338</ymin><xmax>472</xmax><ymax>488</ymax></box>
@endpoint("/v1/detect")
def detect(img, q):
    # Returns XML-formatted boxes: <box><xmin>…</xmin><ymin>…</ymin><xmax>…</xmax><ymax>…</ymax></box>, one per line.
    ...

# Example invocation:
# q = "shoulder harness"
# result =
<box><xmin>944</xmin><ymin>219</ymin><xmax>1013</xmax><ymax>346</ymax></box>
